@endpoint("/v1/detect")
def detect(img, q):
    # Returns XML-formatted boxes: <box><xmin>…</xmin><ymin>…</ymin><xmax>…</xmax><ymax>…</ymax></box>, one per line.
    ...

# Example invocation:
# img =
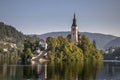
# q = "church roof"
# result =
<box><xmin>72</xmin><ymin>13</ymin><xmax>77</xmax><ymax>26</ymax></box>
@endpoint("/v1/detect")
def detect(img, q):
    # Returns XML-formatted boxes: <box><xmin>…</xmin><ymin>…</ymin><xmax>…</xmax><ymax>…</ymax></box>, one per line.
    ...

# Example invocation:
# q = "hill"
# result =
<box><xmin>104</xmin><ymin>37</ymin><xmax>120</xmax><ymax>49</ymax></box>
<box><xmin>38</xmin><ymin>31</ymin><xmax>117</xmax><ymax>49</ymax></box>
<box><xmin>0</xmin><ymin>22</ymin><xmax>26</xmax><ymax>43</ymax></box>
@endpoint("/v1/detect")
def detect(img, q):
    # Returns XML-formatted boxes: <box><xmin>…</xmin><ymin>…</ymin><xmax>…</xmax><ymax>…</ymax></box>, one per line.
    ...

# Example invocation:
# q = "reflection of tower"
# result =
<box><xmin>44</xmin><ymin>63</ymin><xmax>47</xmax><ymax>79</ymax></box>
<box><xmin>71</xmin><ymin>13</ymin><xmax>78</xmax><ymax>44</ymax></box>
<box><xmin>32</xmin><ymin>61</ymin><xmax>47</xmax><ymax>80</ymax></box>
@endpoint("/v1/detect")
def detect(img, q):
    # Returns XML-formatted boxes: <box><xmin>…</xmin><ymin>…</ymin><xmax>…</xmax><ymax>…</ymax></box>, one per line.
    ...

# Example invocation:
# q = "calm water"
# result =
<box><xmin>0</xmin><ymin>61</ymin><xmax>120</xmax><ymax>80</ymax></box>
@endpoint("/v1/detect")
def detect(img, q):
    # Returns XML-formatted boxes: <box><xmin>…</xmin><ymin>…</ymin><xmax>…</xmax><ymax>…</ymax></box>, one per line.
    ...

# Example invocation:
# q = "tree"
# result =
<box><xmin>24</xmin><ymin>48</ymin><xmax>33</xmax><ymax>59</ymax></box>
<box><xmin>78</xmin><ymin>35</ymin><xmax>103</xmax><ymax>60</ymax></box>
<box><xmin>22</xmin><ymin>39</ymin><xmax>34</xmax><ymax>60</ymax></box>
<box><xmin>46</xmin><ymin>35</ymin><xmax>103</xmax><ymax>61</ymax></box>
<box><xmin>46</xmin><ymin>37</ymin><xmax>58</xmax><ymax>52</ymax></box>
<box><xmin>93</xmin><ymin>40</ymin><xmax>96</xmax><ymax>48</ymax></box>
<box><xmin>46</xmin><ymin>37</ymin><xmax>84</xmax><ymax>61</ymax></box>
<box><xmin>78</xmin><ymin>35</ymin><xmax>91</xmax><ymax>58</ymax></box>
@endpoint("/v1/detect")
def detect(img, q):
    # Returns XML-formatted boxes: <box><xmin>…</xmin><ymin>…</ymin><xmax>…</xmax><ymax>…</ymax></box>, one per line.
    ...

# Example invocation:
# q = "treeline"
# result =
<box><xmin>46</xmin><ymin>35</ymin><xmax>103</xmax><ymax>61</ymax></box>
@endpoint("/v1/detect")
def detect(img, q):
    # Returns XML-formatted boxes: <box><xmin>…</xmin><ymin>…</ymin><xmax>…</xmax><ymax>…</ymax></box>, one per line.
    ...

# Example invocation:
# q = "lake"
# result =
<box><xmin>0</xmin><ymin>61</ymin><xmax>120</xmax><ymax>80</ymax></box>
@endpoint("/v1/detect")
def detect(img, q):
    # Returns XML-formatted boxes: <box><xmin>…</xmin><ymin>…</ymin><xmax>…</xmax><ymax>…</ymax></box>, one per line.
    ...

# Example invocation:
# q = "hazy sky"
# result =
<box><xmin>0</xmin><ymin>0</ymin><xmax>120</xmax><ymax>36</ymax></box>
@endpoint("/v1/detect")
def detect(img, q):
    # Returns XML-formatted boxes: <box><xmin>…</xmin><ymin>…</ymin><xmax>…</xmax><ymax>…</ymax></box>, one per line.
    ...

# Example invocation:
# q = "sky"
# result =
<box><xmin>0</xmin><ymin>0</ymin><xmax>120</xmax><ymax>37</ymax></box>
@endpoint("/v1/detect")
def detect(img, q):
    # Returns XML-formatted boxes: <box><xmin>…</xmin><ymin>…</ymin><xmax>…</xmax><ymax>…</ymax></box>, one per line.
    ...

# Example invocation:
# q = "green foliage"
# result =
<box><xmin>24</xmin><ymin>48</ymin><xmax>33</xmax><ymax>59</ymax></box>
<box><xmin>62</xmin><ymin>42</ymin><xmax>83</xmax><ymax>61</ymax></box>
<box><xmin>46</xmin><ymin>37</ymin><xmax>58</xmax><ymax>52</ymax></box>
<box><xmin>78</xmin><ymin>35</ymin><xmax>91</xmax><ymax>57</ymax></box>
<box><xmin>78</xmin><ymin>35</ymin><xmax>103</xmax><ymax>60</ymax></box>
<box><xmin>46</xmin><ymin>36</ymin><xmax>83</xmax><ymax>61</ymax></box>
<box><xmin>22</xmin><ymin>39</ymin><xmax>35</xmax><ymax>60</ymax></box>
<box><xmin>46</xmin><ymin>35</ymin><xmax>103</xmax><ymax>62</ymax></box>
<box><xmin>23</xmin><ymin>39</ymin><xmax>32</xmax><ymax>52</ymax></box>
<box><xmin>22</xmin><ymin>37</ymin><xmax>40</xmax><ymax>60</ymax></box>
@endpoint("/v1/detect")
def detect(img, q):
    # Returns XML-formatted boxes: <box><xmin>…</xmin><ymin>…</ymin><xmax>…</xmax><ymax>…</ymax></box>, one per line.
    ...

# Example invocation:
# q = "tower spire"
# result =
<box><xmin>74</xmin><ymin>12</ymin><xmax>76</xmax><ymax>19</ymax></box>
<box><xmin>72</xmin><ymin>13</ymin><xmax>77</xmax><ymax>26</ymax></box>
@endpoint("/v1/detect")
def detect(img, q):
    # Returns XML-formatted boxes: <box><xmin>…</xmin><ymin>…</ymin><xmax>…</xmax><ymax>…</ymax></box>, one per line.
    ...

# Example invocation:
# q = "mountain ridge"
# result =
<box><xmin>104</xmin><ymin>37</ymin><xmax>120</xmax><ymax>49</ymax></box>
<box><xmin>37</xmin><ymin>31</ymin><xmax>118</xmax><ymax>49</ymax></box>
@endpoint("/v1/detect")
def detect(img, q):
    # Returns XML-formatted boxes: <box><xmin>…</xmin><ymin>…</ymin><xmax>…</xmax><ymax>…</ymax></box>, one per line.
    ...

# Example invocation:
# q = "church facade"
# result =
<box><xmin>67</xmin><ymin>13</ymin><xmax>81</xmax><ymax>44</ymax></box>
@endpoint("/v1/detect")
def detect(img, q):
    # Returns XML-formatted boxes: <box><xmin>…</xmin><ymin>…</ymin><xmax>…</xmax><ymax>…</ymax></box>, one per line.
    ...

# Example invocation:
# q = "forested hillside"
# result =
<box><xmin>0</xmin><ymin>22</ymin><xmax>26</xmax><ymax>43</ymax></box>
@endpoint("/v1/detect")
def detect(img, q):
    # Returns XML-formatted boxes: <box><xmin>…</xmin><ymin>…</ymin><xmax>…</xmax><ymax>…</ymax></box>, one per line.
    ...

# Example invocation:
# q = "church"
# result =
<box><xmin>67</xmin><ymin>13</ymin><xmax>81</xmax><ymax>44</ymax></box>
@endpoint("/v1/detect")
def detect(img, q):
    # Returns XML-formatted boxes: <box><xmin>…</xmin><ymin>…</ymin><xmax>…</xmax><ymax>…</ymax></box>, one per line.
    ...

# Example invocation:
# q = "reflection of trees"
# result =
<box><xmin>0</xmin><ymin>63</ymin><xmax>17</xmax><ymax>80</ymax></box>
<box><xmin>2</xmin><ymin>64</ymin><xmax>7</xmax><ymax>79</ymax></box>
<box><xmin>0</xmin><ymin>61</ymin><xmax>47</xmax><ymax>80</ymax></box>
<box><xmin>23</xmin><ymin>63</ymin><xmax>33</xmax><ymax>79</ymax></box>
<box><xmin>95</xmin><ymin>62</ymin><xmax>120</xmax><ymax>80</ymax></box>
<box><xmin>47</xmin><ymin>61</ymin><xmax>103</xmax><ymax>80</ymax></box>
<box><xmin>0</xmin><ymin>61</ymin><xmax>103</xmax><ymax>80</ymax></box>
<box><xmin>0</xmin><ymin>62</ymin><xmax>47</xmax><ymax>80</ymax></box>
<box><xmin>23</xmin><ymin>61</ymin><xmax>47</xmax><ymax>80</ymax></box>
<box><xmin>81</xmin><ymin>61</ymin><xmax>103</xmax><ymax>80</ymax></box>
<box><xmin>47</xmin><ymin>61</ymin><xmax>84</xmax><ymax>80</ymax></box>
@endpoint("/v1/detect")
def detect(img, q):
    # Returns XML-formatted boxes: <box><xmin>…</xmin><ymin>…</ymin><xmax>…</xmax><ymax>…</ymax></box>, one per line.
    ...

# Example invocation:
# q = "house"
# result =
<box><xmin>3</xmin><ymin>48</ymin><xmax>8</xmax><ymax>52</ymax></box>
<box><xmin>39</xmin><ymin>39</ymin><xmax>47</xmax><ymax>50</ymax></box>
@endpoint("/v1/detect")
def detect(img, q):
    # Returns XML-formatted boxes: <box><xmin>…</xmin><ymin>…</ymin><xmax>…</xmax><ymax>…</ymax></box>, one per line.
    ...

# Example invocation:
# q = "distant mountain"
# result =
<box><xmin>81</xmin><ymin>32</ymin><xmax>117</xmax><ymax>49</ymax></box>
<box><xmin>104</xmin><ymin>37</ymin><xmax>120</xmax><ymax>49</ymax></box>
<box><xmin>38</xmin><ymin>31</ymin><xmax>117</xmax><ymax>49</ymax></box>
<box><xmin>0</xmin><ymin>22</ymin><xmax>26</xmax><ymax>44</ymax></box>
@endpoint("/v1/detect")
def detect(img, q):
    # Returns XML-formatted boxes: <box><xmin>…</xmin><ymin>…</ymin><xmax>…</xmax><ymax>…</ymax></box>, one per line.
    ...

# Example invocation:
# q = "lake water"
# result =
<box><xmin>0</xmin><ymin>61</ymin><xmax>120</xmax><ymax>80</ymax></box>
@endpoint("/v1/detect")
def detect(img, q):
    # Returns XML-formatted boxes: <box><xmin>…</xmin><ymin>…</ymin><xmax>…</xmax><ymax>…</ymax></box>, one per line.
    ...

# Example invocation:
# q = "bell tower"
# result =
<box><xmin>71</xmin><ymin>13</ymin><xmax>78</xmax><ymax>44</ymax></box>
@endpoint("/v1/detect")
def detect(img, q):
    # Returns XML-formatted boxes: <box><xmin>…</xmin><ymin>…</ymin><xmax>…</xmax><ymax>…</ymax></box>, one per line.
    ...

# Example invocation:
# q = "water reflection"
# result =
<box><xmin>0</xmin><ymin>63</ymin><xmax>17</xmax><ymax>80</ymax></box>
<box><xmin>23</xmin><ymin>61</ymin><xmax>47</xmax><ymax>80</ymax></box>
<box><xmin>47</xmin><ymin>61</ymin><xmax>103</xmax><ymax>80</ymax></box>
<box><xmin>0</xmin><ymin>61</ymin><xmax>120</xmax><ymax>80</ymax></box>
<box><xmin>96</xmin><ymin>62</ymin><xmax>120</xmax><ymax>80</ymax></box>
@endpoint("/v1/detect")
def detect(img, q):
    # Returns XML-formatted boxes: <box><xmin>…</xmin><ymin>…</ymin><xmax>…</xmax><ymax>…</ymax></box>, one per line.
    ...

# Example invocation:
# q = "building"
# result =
<box><xmin>67</xmin><ymin>13</ymin><xmax>80</xmax><ymax>44</ymax></box>
<box><xmin>39</xmin><ymin>39</ymin><xmax>47</xmax><ymax>50</ymax></box>
<box><xmin>71</xmin><ymin>13</ymin><xmax>79</xmax><ymax>44</ymax></box>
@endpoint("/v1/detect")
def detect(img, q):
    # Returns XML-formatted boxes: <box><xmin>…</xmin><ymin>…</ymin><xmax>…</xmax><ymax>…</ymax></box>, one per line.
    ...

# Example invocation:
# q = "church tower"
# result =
<box><xmin>71</xmin><ymin>13</ymin><xmax>78</xmax><ymax>44</ymax></box>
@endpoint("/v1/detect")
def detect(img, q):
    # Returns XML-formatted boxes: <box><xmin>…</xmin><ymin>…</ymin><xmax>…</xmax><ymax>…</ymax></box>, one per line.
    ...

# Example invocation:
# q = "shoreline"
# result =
<box><xmin>103</xmin><ymin>60</ymin><xmax>120</xmax><ymax>62</ymax></box>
